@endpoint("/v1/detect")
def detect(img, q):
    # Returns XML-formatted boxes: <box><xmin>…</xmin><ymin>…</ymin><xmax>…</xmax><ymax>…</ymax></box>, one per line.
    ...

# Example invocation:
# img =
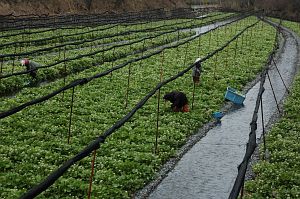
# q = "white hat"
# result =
<box><xmin>195</xmin><ymin>58</ymin><xmax>201</xmax><ymax>63</ymax></box>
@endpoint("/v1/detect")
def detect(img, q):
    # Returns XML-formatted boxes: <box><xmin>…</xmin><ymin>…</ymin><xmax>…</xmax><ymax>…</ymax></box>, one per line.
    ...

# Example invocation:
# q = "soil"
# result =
<box><xmin>0</xmin><ymin>0</ymin><xmax>188</xmax><ymax>16</ymax></box>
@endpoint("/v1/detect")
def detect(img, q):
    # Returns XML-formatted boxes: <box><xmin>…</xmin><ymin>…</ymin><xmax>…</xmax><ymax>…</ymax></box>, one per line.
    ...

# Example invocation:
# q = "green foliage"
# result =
<box><xmin>244</xmin><ymin>19</ymin><xmax>300</xmax><ymax>199</ymax></box>
<box><xmin>245</xmin><ymin>102</ymin><xmax>300</xmax><ymax>198</ymax></box>
<box><xmin>0</xmin><ymin>16</ymin><xmax>277</xmax><ymax>198</ymax></box>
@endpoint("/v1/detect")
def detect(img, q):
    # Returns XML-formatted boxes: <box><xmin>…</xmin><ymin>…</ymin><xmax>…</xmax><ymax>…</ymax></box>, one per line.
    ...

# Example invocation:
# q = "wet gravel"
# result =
<box><xmin>134</xmin><ymin>21</ymin><xmax>300</xmax><ymax>199</ymax></box>
<box><xmin>245</xmin><ymin>22</ymin><xmax>300</xmax><ymax>181</ymax></box>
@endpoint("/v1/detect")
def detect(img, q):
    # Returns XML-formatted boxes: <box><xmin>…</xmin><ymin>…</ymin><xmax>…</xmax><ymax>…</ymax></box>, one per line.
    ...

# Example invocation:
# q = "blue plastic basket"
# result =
<box><xmin>213</xmin><ymin>111</ymin><xmax>224</xmax><ymax>119</ymax></box>
<box><xmin>225</xmin><ymin>87</ymin><xmax>245</xmax><ymax>105</ymax></box>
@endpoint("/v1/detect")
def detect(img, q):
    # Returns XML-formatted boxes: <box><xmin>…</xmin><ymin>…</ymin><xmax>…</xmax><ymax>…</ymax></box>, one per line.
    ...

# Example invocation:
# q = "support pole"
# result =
<box><xmin>272</xmin><ymin>59</ymin><xmax>290</xmax><ymax>94</ymax></box>
<box><xmin>155</xmin><ymin>51</ymin><xmax>164</xmax><ymax>155</ymax></box>
<box><xmin>62</xmin><ymin>46</ymin><xmax>67</xmax><ymax>100</ymax></box>
<box><xmin>260</xmin><ymin>96</ymin><xmax>266</xmax><ymax>160</ymax></box>
<box><xmin>87</xmin><ymin>150</ymin><xmax>97</xmax><ymax>199</ymax></box>
<box><xmin>125</xmin><ymin>63</ymin><xmax>132</xmax><ymax>109</ymax></box>
<box><xmin>197</xmin><ymin>35</ymin><xmax>201</xmax><ymax>57</ymax></box>
<box><xmin>12</xmin><ymin>46</ymin><xmax>17</xmax><ymax>73</ymax></box>
<box><xmin>110</xmin><ymin>47</ymin><xmax>116</xmax><ymax>80</ymax></box>
<box><xmin>0</xmin><ymin>58</ymin><xmax>3</xmax><ymax>74</ymax></box>
<box><xmin>192</xmin><ymin>82</ymin><xmax>196</xmax><ymax>110</ymax></box>
<box><xmin>139</xmin><ymin>39</ymin><xmax>146</xmax><ymax>68</ymax></box>
<box><xmin>240</xmin><ymin>178</ymin><xmax>245</xmax><ymax>199</ymax></box>
<box><xmin>267</xmin><ymin>71</ymin><xmax>280</xmax><ymax>113</ymax></box>
<box><xmin>67</xmin><ymin>87</ymin><xmax>75</xmax><ymax>144</ymax></box>
<box><xmin>155</xmin><ymin>89</ymin><xmax>161</xmax><ymax>155</ymax></box>
<box><xmin>183</xmin><ymin>42</ymin><xmax>189</xmax><ymax>66</ymax></box>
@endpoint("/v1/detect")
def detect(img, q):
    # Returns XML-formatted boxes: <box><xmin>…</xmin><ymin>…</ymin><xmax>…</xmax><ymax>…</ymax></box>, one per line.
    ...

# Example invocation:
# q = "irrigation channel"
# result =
<box><xmin>135</xmin><ymin>21</ymin><xmax>300</xmax><ymax>199</ymax></box>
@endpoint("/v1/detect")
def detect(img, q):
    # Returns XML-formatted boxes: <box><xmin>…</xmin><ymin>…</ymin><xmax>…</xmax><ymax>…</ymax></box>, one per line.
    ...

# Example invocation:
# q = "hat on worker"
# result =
<box><xmin>195</xmin><ymin>57</ymin><xmax>201</xmax><ymax>63</ymax></box>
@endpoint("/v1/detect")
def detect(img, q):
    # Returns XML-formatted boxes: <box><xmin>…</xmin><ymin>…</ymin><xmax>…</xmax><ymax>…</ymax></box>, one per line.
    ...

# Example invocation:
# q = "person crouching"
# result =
<box><xmin>163</xmin><ymin>91</ymin><xmax>189</xmax><ymax>112</ymax></box>
<box><xmin>21</xmin><ymin>58</ymin><xmax>39</xmax><ymax>79</ymax></box>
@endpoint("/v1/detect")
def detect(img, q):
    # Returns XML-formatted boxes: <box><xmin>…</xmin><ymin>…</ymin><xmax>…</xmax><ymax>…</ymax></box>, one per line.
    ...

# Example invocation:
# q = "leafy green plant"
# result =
<box><xmin>0</xmin><ymin>17</ymin><xmax>277</xmax><ymax>198</ymax></box>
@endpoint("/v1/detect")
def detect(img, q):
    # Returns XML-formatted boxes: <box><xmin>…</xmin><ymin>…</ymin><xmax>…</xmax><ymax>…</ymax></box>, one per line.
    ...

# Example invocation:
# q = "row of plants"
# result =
<box><xmin>0</xmin><ymin>16</ymin><xmax>277</xmax><ymax>198</ymax></box>
<box><xmin>0</xmin><ymin>26</ymin><xmax>148</xmax><ymax>56</ymax></box>
<box><xmin>0</xmin><ymin>29</ymin><xmax>194</xmax><ymax>96</ymax></box>
<box><xmin>0</xmin><ymin>12</ymin><xmax>230</xmax><ymax>54</ymax></box>
<box><xmin>244</xmin><ymin>19</ymin><xmax>300</xmax><ymax>199</ymax></box>
<box><xmin>0</xmin><ymin>17</ymin><xmax>188</xmax><ymax>47</ymax></box>
<box><xmin>0</xmin><ymin>12</ymin><xmax>236</xmax><ymax>96</ymax></box>
<box><xmin>269</xmin><ymin>17</ymin><xmax>300</xmax><ymax>36</ymax></box>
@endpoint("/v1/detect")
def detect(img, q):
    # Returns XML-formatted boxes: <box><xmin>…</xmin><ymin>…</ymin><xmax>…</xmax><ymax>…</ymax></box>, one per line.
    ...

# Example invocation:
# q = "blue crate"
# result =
<box><xmin>213</xmin><ymin>111</ymin><xmax>224</xmax><ymax>119</ymax></box>
<box><xmin>225</xmin><ymin>87</ymin><xmax>245</xmax><ymax>105</ymax></box>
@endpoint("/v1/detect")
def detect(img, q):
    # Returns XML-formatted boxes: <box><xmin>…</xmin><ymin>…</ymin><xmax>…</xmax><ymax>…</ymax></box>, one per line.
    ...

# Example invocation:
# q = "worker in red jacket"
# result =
<box><xmin>21</xmin><ymin>58</ymin><xmax>40</xmax><ymax>78</ymax></box>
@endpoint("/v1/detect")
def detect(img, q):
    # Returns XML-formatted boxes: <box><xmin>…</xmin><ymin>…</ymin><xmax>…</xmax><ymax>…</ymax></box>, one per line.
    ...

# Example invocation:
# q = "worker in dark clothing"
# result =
<box><xmin>21</xmin><ymin>58</ymin><xmax>39</xmax><ymax>78</ymax></box>
<box><xmin>192</xmin><ymin>58</ymin><xmax>202</xmax><ymax>84</ymax></box>
<box><xmin>163</xmin><ymin>91</ymin><xmax>189</xmax><ymax>112</ymax></box>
